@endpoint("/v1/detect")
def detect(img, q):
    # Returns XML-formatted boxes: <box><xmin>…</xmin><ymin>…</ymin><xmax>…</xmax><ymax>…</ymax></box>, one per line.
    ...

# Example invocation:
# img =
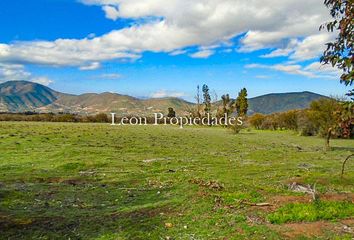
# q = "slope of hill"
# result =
<box><xmin>0</xmin><ymin>81</ymin><xmax>64</xmax><ymax>112</ymax></box>
<box><xmin>0</xmin><ymin>81</ymin><xmax>328</xmax><ymax>115</ymax></box>
<box><xmin>248</xmin><ymin>91</ymin><xmax>328</xmax><ymax>114</ymax></box>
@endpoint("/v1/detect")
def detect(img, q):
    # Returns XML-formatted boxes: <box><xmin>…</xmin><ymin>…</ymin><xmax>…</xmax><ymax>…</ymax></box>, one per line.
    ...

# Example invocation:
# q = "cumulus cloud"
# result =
<box><xmin>0</xmin><ymin>0</ymin><xmax>333</xmax><ymax>69</ymax></box>
<box><xmin>0</xmin><ymin>63</ymin><xmax>53</xmax><ymax>85</ymax></box>
<box><xmin>290</xmin><ymin>33</ymin><xmax>334</xmax><ymax>61</ymax></box>
<box><xmin>245</xmin><ymin>62</ymin><xmax>340</xmax><ymax>79</ymax></box>
<box><xmin>151</xmin><ymin>90</ymin><xmax>185</xmax><ymax>98</ymax></box>
<box><xmin>0</xmin><ymin>63</ymin><xmax>31</xmax><ymax>81</ymax></box>
<box><xmin>304</xmin><ymin>62</ymin><xmax>340</xmax><ymax>77</ymax></box>
<box><xmin>260</xmin><ymin>33</ymin><xmax>335</xmax><ymax>61</ymax></box>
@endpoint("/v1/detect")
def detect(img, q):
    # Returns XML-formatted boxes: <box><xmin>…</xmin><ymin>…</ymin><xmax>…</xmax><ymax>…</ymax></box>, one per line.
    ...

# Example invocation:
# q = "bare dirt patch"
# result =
<box><xmin>271</xmin><ymin>221</ymin><xmax>331</xmax><ymax>239</ymax></box>
<box><xmin>270</xmin><ymin>219</ymin><xmax>354</xmax><ymax>239</ymax></box>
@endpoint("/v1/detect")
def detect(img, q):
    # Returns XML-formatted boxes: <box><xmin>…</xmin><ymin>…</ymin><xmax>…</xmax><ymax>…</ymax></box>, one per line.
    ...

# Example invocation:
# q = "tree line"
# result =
<box><xmin>248</xmin><ymin>98</ymin><xmax>354</xmax><ymax>149</ymax></box>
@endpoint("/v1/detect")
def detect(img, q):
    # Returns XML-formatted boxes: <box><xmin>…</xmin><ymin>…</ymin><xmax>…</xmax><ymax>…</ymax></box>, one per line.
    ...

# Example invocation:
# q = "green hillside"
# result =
<box><xmin>0</xmin><ymin>81</ymin><xmax>62</xmax><ymax>112</ymax></box>
<box><xmin>248</xmin><ymin>91</ymin><xmax>329</xmax><ymax>114</ymax></box>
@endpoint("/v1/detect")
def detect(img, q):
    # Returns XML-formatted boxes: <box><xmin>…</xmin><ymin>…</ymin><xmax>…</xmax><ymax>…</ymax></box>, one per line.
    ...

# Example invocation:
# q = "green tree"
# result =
<box><xmin>320</xmin><ymin>0</ymin><xmax>353</xmax><ymax>94</ymax></box>
<box><xmin>202</xmin><ymin>84</ymin><xmax>211</xmax><ymax>115</ymax></box>
<box><xmin>309</xmin><ymin>98</ymin><xmax>342</xmax><ymax>150</ymax></box>
<box><xmin>221</xmin><ymin>94</ymin><xmax>232</xmax><ymax>115</ymax></box>
<box><xmin>94</xmin><ymin>113</ymin><xmax>109</xmax><ymax>123</ymax></box>
<box><xmin>167</xmin><ymin>107</ymin><xmax>176</xmax><ymax>118</ymax></box>
<box><xmin>235</xmin><ymin>88</ymin><xmax>248</xmax><ymax>117</ymax></box>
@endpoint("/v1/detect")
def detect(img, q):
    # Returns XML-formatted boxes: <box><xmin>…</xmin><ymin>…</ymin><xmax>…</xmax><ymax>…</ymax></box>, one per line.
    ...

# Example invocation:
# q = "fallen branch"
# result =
<box><xmin>241</xmin><ymin>201</ymin><xmax>272</xmax><ymax>207</ymax></box>
<box><xmin>341</xmin><ymin>154</ymin><xmax>354</xmax><ymax>178</ymax></box>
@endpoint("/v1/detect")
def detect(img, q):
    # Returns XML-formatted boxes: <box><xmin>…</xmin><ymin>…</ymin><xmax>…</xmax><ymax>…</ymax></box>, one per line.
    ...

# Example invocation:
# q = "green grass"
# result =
<box><xmin>0</xmin><ymin>122</ymin><xmax>353</xmax><ymax>239</ymax></box>
<box><xmin>268</xmin><ymin>201</ymin><xmax>354</xmax><ymax>224</ymax></box>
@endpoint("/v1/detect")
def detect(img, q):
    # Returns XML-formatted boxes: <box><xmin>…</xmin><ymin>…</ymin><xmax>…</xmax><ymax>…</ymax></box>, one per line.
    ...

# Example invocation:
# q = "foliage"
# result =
<box><xmin>167</xmin><ymin>107</ymin><xmax>176</xmax><ymax>118</ymax></box>
<box><xmin>235</xmin><ymin>88</ymin><xmax>248</xmax><ymax>117</ymax></box>
<box><xmin>248</xmin><ymin>113</ymin><xmax>266</xmax><ymax>130</ymax></box>
<box><xmin>321</xmin><ymin>0</ymin><xmax>353</xmax><ymax>92</ymax></box>
<box><xmin>308</xmin><ymin>98</ymin><xmax>341</xmax><ymax>137</ymax></box>
<box><xmin>248</xmin><ymin>98</ymin><xmax>353</xmax><ymax>140</ymax></box>
<box><xmin>221</xmin><ymin>94</ymin><xmax>233</xmax><ymax>115</ymax></box>
<box><xmin>88</xmin><ymin>113</ymin><xmax>109</xmax><ymax>123</ymax></box>
<box><xmin>0</xmin><ymin>112</ymin><xmax>111</xmax><ymax>123</ymax></box>
<box><xmin>297</xmin><ymin>110</ymin><xmax>320</xmax><ymax>136</ymax></box>
<box><xmin>202</xmin><ymin>84</ymin><xmax>211</xmax><ymax>115</ymax></box>
<box><xmin>277</xmin><ymin>110</ymin><xmax>298</xmax><ymax>130</ymax></box>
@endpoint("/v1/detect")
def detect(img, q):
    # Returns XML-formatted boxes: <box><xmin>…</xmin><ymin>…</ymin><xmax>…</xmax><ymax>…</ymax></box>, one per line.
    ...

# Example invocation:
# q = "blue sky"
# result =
<box><xmin>0</xmin><ymin>0</ymin><xmax>350</xmax><ymax>101</ymax></box>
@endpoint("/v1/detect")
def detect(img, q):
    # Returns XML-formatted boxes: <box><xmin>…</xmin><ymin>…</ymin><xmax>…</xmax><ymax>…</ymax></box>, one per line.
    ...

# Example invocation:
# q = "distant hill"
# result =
<box><xmin>248</xmin><ymin>91</ymin><xmax>329</xmax><ymax>114</ymax></box>
<box><xmin>0</xmin><ymin>81</ymin><xmax>193</xmax><ymax>115</ymax></box>
<box><xmin>0</xmin><ymin>81</ymin><xmax>65</xmax><ymax>112</ymax></box>
<box><xmin>0</xmin><ymin>81</ymin><xmax>328</xmax><ymax>115</ymax></box>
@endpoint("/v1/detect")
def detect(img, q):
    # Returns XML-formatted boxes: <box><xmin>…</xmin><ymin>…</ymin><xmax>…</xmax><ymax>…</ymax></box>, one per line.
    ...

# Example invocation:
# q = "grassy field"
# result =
<box><xmin>0</xmin><ymin>122</ymin><xmax>353</xmax><ymax>239</ymax></box>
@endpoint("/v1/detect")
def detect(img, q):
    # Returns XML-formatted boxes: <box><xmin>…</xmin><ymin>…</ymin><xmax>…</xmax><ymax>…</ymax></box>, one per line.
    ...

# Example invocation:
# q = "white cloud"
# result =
<box><xmin>169</xmin><ymin>49</ymin><xmax>187</xmax><ymax>56</ymax></box>
<box><xmin>261</xmin><ymin>39</ymin><xmax>299</xmax><ymax>58</ymax></box>
<box><xmin>79</xmin><ymin>62</ymin><xmax>101</xmax><ymax>70</ymax></box>
<box><xmin>0</xmin><ymin>63</ymin><xmax>31</xmax><ymax>81</ymax></box>
<box><xmin>260</xmin><ymin>33</ymin><xmax>334</xmax><ymax>61</ymax></box>
<box><xmin>0</xmin><ymin>63</ymin><xmax>53</xmax><ymax>86</ymax></box>
<box><xmin>151</xmin><ymin>90</ymin><xmax>185</xmax><ymax>98</ymax></box>
<box><xmin>273</xmin><ymin>64</ymin><xmax>315</xmax><ymax>78</ymax></box>
<box><xmin>261</xmin><ymin>48</ymin><xmax>294</xmax><ymax>58</ymax></box>
<box><xmin>247</xmin><ymin>63</ymin><xmax>314</xmax><ymax>77</ymax></box>
<box><xmin>190</xmin><ymin>49</ymin><xmax>215</xmax><ymax>59</ymax></box>
<box><xmin>290</xmin><ymin>33</ymin><xmax>334</xmax><ymax>61</ymax></box>
<box><xmin>0</xmin><ymin>0</ymin><xmax>333</xmax><ymax>69</ymax></box>
<box><xmin>31</xmin><ymin>77</ymin><xmax>53</xmax><ymax>86</ymax></box>
<box><xmin>245</xmin><ymin>61</ymin><xmax>340</xmax><ymax>79</ymax></box>
<box><xmin>102</xmin><ymin>5</ymin><xmax>120</xmax><ymax>20</ymax></box>
<box><xmin>304</xmin><ymin>62</ymin><xmax>340</xmax><ymax>78</ymax></box>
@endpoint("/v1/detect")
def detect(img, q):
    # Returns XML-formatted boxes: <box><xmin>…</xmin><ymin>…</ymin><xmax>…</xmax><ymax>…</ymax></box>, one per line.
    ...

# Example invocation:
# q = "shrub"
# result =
<box><xmin>249</xmin><ymin>113</ymin><xmax>266</xmax><ymax>129</ymax></box>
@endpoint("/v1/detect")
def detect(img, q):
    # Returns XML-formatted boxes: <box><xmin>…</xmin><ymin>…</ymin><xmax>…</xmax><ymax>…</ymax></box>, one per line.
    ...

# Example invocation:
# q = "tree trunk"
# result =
<box><xmin>342</xmin><ymin>154</ymin><xmax>354</xmax><ymax>178</ymax></box>
<box><xmin>325</xmin><ymin>127</ymin><xmax>332</xmax><ymax>151</ymax></box>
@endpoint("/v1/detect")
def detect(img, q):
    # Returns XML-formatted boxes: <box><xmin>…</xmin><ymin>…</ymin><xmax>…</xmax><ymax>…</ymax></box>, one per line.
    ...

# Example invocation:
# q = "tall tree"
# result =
<box><xmin>320</xmin><ymin>0</ymin><xmax>353</xmax><ymax>95</ymax></box>
<box><xmin>202</xmin><ymin>84</ymin><xmax>211</xmax><ymax>115</ymax></box>
<box><xmin>221</xmin><ymin>94</ymin><xmax>231</xmax><ymax>115</ymax></box>
<box><xmin>235</xmin><ymin>88</ymin><xmax>248</xmax><ymax>116</ymax></box>
<box><xmin>194</xmin><ymin>85</ymin><xmax>202</xmax><ymax>118</ymax></box>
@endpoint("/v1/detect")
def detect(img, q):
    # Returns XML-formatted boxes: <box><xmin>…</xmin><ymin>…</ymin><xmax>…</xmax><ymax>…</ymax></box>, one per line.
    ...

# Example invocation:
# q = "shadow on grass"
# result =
<box><xmin>0</xmin><ymin>206</ymin><xmax>171</xmax><ymax>239</ymax></box>
<box><xmin>0</xmin><ymin>175</ymin><xmax>176</xmax><ymax>240</ymax></box>
<box><xmin>331</xmin><ymin>146</ymin><xmax>354</xmax><ymax>151</ymax></box>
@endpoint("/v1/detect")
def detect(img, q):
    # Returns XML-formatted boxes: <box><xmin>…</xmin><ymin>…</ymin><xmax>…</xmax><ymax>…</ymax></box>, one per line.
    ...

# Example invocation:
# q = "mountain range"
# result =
<box><xmin>0</xmin><ymin>81</ymin><xmax>328</xmax><ymax>115</ymax></box>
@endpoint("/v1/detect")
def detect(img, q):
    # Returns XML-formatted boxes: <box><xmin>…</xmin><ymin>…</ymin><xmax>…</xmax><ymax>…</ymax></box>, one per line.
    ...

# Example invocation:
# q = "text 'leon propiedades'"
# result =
<box><xmin>110</xmin><ymin>113</ymin><xmax>243</xmax><ymax>129</ymax></box>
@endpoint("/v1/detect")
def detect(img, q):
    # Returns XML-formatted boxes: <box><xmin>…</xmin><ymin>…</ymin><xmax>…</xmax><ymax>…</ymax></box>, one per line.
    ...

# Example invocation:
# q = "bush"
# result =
<box><xmin>249</xmin><ymin>113</ymin><xmax>266</xmax><ymax>129</ymax></box>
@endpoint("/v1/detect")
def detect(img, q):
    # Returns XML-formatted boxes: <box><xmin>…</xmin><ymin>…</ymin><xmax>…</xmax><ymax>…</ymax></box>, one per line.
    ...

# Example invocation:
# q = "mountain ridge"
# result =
<box><xmin>0</xmin><ymin>81</ymin><xmax>328</xmax><ymax>115</ymax></box>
